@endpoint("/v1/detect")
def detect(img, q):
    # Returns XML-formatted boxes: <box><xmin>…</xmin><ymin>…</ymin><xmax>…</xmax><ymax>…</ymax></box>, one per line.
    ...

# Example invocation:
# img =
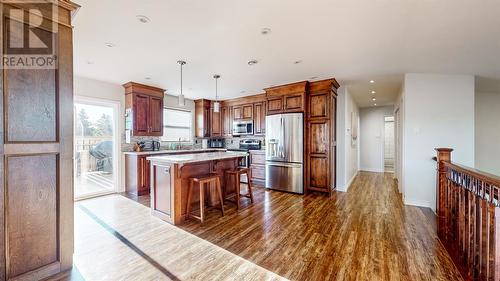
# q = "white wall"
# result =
<box><xmin>359</xmin><ymin>106</ymin><xmax>394</xmax><ymax>172</ymax></box>
<box><xmin>475</xmin><ymin>92</ymin><xmax>500</xmax><ymax>175</ymax></box>
<box><xmin>336</xmin><ymin>86</ymin><xmax>360</xmax><ymax>192</ymax></box>
<box><xmin>402</xmin><ymin>73</ymin><xmax>475</xmax><ymax>210</ymax></box>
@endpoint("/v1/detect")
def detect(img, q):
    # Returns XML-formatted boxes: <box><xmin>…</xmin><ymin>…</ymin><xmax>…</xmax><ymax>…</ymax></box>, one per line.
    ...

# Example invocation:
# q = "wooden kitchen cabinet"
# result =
<box><xmin>125</xmin><ymin>154</ymin><xmax>152</xmax><ymax>195</ymax></box>
<box><xmin>242</xmin><ymin>104</ymin><xmax>254</xmax><ymax>119</ymax></box>
<box><xmin>233</xmin><ymin>105</ymin><xmax>243</xmax><ymax>120</ymax></box>
<box><xmin>210</xmin><ymin>102</ymin><xmax>222</xmax><ymax>137</ymax></box>
<box><xmin>221</xmin><ymin>106</ymin><xmax>232</xmax><ymax>136</ymax></box>
<box><xmin>250</xmin><ymin>150</ymin><xmax>266</xmax><ymax>184</ymax></box>
<box><xmin>195</xmin><ymin>99</ymin><xmax>212</xmax><ymax>138</ymax></box>
<box><xmin>265</xmin><ymin>81</ymin><xmax>307</xmax><ymax>115</ymax></box>
<box><xmin>254</xmin><ymin>102</ymin><xmax>266</xmax><ymax>135</ymax></box>
<box><xmin>306</xmin><ymin>79</ymin><xmax>339</xmax><ymax>195</ymax></box>
<box><xmin>124</xmin><ymin>82</ymin><xmax>165</xmax><ymax>136</ymax></box>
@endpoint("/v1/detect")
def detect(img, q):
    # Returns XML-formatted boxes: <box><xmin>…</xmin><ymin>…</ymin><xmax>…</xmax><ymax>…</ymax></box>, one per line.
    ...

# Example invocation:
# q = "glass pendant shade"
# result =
<box><xmin>178</xmin><ymin>94</ymin><xmax>185</xmax><ymax>106</ymax></box>
<box><xmin>213</xmin><ymin>101</ymin><xmax>220</xmax><ymax>113</ymax></box>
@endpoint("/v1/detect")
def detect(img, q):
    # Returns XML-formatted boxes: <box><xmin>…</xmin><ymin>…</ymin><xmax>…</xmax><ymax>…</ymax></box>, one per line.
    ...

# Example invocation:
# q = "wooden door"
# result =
<box><xmin>242</xmin><ymin>104</ymin><xmax>253</xmax><ymax>119</ymax></box>
<box><xmin>210</xmin><ymin>108</ymin><xmax>222</xmax><ymax>136</ymax></box>
<box><xmin>1</xmin><ymin>2</ymin><xmax>78</xmax><ymax>279</ymax></box>
<box><xmin>308</xmin><ymin>121</ymin><xmax>330</xmax><ymax>191</ymax></box>
<box><xmin>134</xmin><ymin>94</ymin><xmax>150</xmax><ymax>136</ymax></box>
<box><xmin>233</xmin><ymin>106</ymin><xmax>243</xmax><ymax>120</ymax></box>
<box><xmin>149</xmin><ymin>96</ymin><xmax>164</xmax><ymax>136</ymax></box>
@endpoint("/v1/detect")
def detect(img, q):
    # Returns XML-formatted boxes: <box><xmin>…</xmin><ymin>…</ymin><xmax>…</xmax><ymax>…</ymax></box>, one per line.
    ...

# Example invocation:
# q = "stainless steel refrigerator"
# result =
<box><xmin>265</xmin><ymin>113</ymin><xmax>304</xmax><ymax>194</ymax></box>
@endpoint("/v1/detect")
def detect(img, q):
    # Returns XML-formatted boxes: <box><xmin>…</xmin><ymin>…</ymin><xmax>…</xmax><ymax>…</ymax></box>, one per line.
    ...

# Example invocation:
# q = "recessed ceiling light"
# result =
<box><xmin>372</xmin><ymin>97</ymin><xmax>376</xmax><ymax>101</ymax></box>
<box><xmin>104</xmin><ymin>42</ymin><xmax>115</xmax><ymax>48</ymax></box>
<box><xmin>247</xmin><ymin>60</ymin><xmax>258</xmax><ymax>66</ymax></box>
<box><xmin>310</xmin><ymin>76</ymin><xmax>318</xmax><ymax>80</ymax></box>
<box><xmin>371</xmin><ymin>90</ymin><xmax>376</xmax><ymax>94</ymax></box>
<box><xmin>374</xmin><ymin>103</ymin><xmax>377</xmax><ymax>106</ymax></box>
<box><xmin>240</xmin><ymin>90</ymin><xmax>246</xmax><ymax>94</ymax></box>
<box><xmin>261</xmin><ymin>28</ymin><xmax>272</xmax><ymax>35</ymax></box>
<box><xmin>145</xmin><ymin>77</ymin><xmax>151</xmax><ymax>80</ymax></box>
<box><xmin>136</xmin><ymin>15</ymin><xmax>150</xmax><ymax>23</ymax></box>
<box><xmin>370</xmin><ymin>80</ymin><xmax>375</xmax><ymax>83</ymax></box>
<box><xmin>86</xmin><ymin>60</ymin><xmax>94</xmax><ymax>65</ymax></box>
<box><xmin>293</xmin><ymin>60</ymin><xmax>302</xmax><ymax>64</ymax></box>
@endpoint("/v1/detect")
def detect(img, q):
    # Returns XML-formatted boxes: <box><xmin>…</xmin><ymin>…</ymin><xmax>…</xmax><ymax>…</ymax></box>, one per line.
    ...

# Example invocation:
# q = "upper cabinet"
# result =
<box><xmin>210</xmin><ymin>102</ymin><xmax>222</xmax><ymax>137</ymax></box>
<box><xmin>124</xmin><ymin>82</ymin><xmax>165</xmax><ymax>137</ymax></box>
<box><xmin>254</xmin><ymin>102</ymin><xmax>266</xmax><ymax>135</ymax></box>
<box><xmin>265</xmin><ymin>81</ymin><xmax>308</xmax><ymax>115</ymax></box>
<box><xmin>195</xmin><ymin>99</ymin><xmax>212</xmax><ymax>138</ymax></box>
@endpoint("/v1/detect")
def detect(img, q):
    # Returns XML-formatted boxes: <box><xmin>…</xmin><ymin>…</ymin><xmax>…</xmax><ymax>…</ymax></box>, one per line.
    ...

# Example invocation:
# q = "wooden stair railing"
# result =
<box><xmin>436</xmin><ymin>148</ymin><xmax>500</xmax><ymax>280</ymax></box>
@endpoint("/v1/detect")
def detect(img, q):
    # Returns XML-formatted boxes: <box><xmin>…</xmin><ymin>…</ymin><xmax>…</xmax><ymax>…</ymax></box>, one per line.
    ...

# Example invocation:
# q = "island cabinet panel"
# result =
<box><xmin>265</xmin><ymin>81</ymin><xmax>307</xmax><ymax>115</ymax></box>
<box><xmin>124</xmin><ymin>82</ymin><xmax>165</xmax><ymax>137</ymax></box>
<box><xmin>254</xmin><ymin>102</ymin><xmax>266</xmax><ymax>135</ymax></box>
<box><xmin>306</xmin><ymin>79</ymin><xmax>339</xmax><ymax>195</ymax></box>
<box><xmin>0</xmin><ymin>2</ymin><xmax>79</xmax><ymax>280</ymax></box>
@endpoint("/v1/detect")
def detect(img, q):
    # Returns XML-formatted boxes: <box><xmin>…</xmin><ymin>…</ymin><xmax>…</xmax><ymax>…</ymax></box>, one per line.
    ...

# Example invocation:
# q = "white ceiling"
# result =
<box><xmin>73</xmin><ymin>0</ymin><xmax>500</xmax><ymax>108</ymax></box>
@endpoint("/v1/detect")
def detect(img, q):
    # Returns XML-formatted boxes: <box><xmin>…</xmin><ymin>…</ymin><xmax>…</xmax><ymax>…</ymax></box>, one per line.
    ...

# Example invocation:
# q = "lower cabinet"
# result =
<box><xmin>250</xmin><ymin>150</ymin><xmax>266</xmax><ymax>184</ymax></box>
<box><xmin>125</xmin><ymin>154</ymin><xmax>153</xmax><ymax>195</ymax></box>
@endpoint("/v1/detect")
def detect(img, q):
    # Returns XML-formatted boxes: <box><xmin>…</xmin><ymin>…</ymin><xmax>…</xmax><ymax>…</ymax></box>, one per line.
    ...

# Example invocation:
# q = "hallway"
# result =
<box><xmin>71</xmin><ymin>172</ymin><xmax>461</xmax><ymax>280</ymax></box>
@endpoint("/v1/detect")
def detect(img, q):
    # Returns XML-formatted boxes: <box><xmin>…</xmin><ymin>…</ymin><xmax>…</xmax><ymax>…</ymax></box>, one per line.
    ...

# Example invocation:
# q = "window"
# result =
<box><xmin>161</xmin><ymin>108</ymin><xmax>192</xmax><ymax>142</ymax></box>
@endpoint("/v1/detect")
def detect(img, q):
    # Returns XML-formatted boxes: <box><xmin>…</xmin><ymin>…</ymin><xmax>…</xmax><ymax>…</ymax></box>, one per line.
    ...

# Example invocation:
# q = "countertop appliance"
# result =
<box><xmin>208</xmin><ymin>138</ymin><xmax>225</xmax><ymax>148</ymax></box>
<box><xmin>232</xmin><ymin>120</ymin><xmax>254</xmax><ymax>136</ymax></box>
<box><xmin>265</xmin><ymin>113</ymin><xmax>304</xmax><ymax>194</ymax></box>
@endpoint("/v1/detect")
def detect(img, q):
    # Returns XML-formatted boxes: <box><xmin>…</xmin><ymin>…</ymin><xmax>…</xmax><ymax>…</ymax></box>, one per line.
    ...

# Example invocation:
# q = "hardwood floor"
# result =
<box><xmin>69</xmin><ymin>172</ymin><xmax>462</xmax><ymax>280</ymax></box>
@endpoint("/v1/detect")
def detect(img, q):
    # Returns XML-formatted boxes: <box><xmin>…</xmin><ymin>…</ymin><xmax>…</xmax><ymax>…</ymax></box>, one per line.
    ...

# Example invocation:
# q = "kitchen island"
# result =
<box><xmin>147</xmin><ymin>151</ymin><xmax>248</xmax><ymax>225</ymax></box>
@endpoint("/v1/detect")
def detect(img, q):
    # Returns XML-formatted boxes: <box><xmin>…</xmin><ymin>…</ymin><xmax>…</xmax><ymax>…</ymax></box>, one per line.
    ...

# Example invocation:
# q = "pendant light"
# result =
<box><xmin>177</xmin><ymin>60</ymin><xmax>186</xmax><ymax>106</ymax></box>
<box><xmin>213</xmin><ymin>74</ymin><xmax>221</xmax><ymax>113</ymax></box>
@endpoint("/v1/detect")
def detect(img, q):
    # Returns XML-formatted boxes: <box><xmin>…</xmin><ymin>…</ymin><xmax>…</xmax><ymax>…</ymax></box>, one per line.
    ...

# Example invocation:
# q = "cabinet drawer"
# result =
<box><xmin>250</xmin><ymin>152</ymin><xmax>266</xmax><ymax>165</ymax></box>
<box><xmin>250</xmin><ymin>165</ymin><xmax>265</xmax><ymax>180</ymax></box>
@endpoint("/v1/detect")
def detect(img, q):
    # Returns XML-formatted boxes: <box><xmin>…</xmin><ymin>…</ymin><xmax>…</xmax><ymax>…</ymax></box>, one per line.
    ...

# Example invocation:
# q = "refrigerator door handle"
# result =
<box><xmin>266</xmin><ymin>162</ymin><xmax>302</xmax><ymax>168</ymax></box>
<box><xmin>279</xmin><ymin>117</ymin><xmax>285</xmax><ymax>158</ymax></box>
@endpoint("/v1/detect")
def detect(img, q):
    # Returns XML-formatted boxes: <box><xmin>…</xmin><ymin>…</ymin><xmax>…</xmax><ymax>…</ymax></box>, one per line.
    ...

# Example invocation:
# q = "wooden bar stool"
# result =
<box><xmin>186</xmin><ymin>174</ymin><xmax>224</xmax><ymax>223</ymax></box>
<box><xmin>224</xmin><ymin>168</ymin><xmax>254</xmax><ymax>210</ymax></box>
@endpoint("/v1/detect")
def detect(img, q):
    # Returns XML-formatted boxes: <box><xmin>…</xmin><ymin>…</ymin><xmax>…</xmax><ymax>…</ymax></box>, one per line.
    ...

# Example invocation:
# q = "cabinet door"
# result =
<box><xmin>233</xmin><ymin>106</ymin><xmax>243</xmax><ymax>120</ymax></box>
<box><xmin>149</xmin><ymin>96</ymin><xmax>164</xmax><ymax>136</ymax></box>
<box><xmin>134</xmin><ymin>94</ymin><xmax>150</xmax><ymax>136</ymax></box>
<box><xmin>221</xmin><ymin>106</ymin><xmax>232</xmax><ymax>136</ymax></box>
<box><xmin>267</xmin><ymin>97</ymin><xmax>283</xmax><ymax>114</ymax></box>
<box><xmin>210</xmin><ymin>108</ymin><xmax>222</xmax><ymax>136</ymax></box>
<box><xmin>250</xmin><ymin>165</ymin><xmax>266</xmax><ymax>181</ymax></box>
<box><xmin>243</xmin><ymin>104</ymin><xmax>253</xmax><ymax>119</ymax></box>
<box><xmin>284</xmin><ymin>94</ymin><xmax>303</xmax><ymax>112</ymax></box>
<box><xmin>254</xmin><ymin>102</ymin><xmax>264</xmax><ymax>135</ymax></box>
<box><xmin>309</xmin><ymin>93</ymin><xmax>328</xmax><ymax>119</ymax></box>
<box><xmin>203</xmin><ymin>106</ymin><xmax>211</xmax><ymax>137</ymax></box>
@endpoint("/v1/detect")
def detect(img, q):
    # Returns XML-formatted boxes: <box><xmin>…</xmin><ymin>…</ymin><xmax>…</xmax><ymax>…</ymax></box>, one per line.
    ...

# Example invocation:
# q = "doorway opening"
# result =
<box><xmin>74</xmin><ymin>97</ymin><xmax>120</xmax><ymax>200</ymax></box>
<box><xmin>384</xmin><ymin>116</ymin><xmax>395</xmax><ymax>173</ymax></box>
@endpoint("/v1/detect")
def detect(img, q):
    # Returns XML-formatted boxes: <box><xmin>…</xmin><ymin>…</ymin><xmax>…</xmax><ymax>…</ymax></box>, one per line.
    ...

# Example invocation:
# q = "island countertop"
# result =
<box><xmin>147</xmin><ymin>151</ymin><xmax>248</xmax><ymax>164</ymax></box>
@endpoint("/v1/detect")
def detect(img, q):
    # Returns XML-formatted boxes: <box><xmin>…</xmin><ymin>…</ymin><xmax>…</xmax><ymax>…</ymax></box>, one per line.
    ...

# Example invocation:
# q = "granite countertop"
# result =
<box><xmin>147</xmin><ymin>151</ymin><xmax>248</xmax><ymax>164</ymax></box>
<box><xmin>123</xmin><ymin>148</ymin><xmax>226</xmax><ymax>156</ymax></box>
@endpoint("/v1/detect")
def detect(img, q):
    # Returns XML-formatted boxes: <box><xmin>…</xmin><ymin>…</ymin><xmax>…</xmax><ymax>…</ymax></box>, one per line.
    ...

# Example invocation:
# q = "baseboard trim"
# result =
<box><xmin>360</xmin><ymin>167</ymin><xmax>385</xmax><ymax>173</ymax></box>
<box><xmin>404</xmin><ymin>198</ymin><xmax>434</xmax><ymax>210</ymax></box>
<box><xmin>338</xmin><ymin>171</ymin><xmax>359</xmax><ymax>193</ymax></box>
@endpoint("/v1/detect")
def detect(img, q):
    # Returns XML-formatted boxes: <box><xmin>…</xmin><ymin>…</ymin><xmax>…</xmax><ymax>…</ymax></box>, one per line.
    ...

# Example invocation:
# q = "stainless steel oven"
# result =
<box><xmin>232</xmin><ymin>120</ymin><xmax>254</xmax><ymax>136</ymax></box>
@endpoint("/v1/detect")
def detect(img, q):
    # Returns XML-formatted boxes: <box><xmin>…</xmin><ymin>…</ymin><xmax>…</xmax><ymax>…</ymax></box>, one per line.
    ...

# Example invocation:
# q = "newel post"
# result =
<box><xmin>435</xmin><ymin>148</ymin><xmax>453</xmax><ymax>237</ymax></box>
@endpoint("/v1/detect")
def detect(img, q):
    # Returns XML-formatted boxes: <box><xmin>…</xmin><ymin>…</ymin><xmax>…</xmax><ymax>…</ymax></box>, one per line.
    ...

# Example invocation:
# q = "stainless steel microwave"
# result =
<box><xmin>232</xmin><ymin>120</ymin><xmax>254</xmax><ymax>136</ymax></box>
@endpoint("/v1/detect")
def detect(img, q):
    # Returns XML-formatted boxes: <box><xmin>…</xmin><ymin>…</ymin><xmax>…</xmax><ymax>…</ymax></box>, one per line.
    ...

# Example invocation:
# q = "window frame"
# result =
<box><xmin>161</xmin><ymin>107</ymin><xmax>193</xmax><ymax>142</ymax></box>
